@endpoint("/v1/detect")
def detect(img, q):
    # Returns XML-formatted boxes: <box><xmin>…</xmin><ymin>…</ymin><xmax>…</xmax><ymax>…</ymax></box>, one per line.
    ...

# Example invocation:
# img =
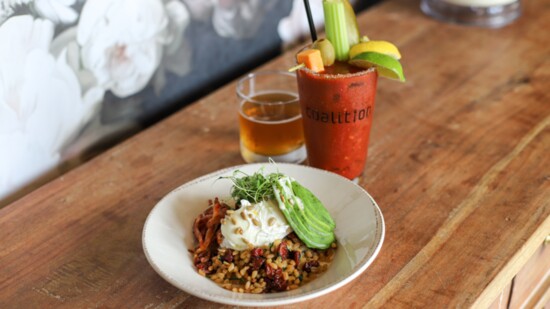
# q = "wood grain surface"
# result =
<box><xmin>1</xmin><ymin>0</ymin><xmax>549</xmax><ymax>308</ymax></box>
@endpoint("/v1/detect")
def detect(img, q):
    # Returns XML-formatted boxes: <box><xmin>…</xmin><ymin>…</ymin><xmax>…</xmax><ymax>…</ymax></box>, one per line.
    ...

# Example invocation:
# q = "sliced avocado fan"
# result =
<box><xmin>273</xmin><ymin>176</ymin><xmax>336</xmax><ymax>249</ymax></box>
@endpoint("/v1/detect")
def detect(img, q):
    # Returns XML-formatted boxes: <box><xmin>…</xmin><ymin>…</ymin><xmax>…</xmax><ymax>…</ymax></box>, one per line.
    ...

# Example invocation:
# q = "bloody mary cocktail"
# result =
<box><xmin>296</xmin><ymin>62</ymin><xmax>378</xmax><ymax>180</ymax></box>
<box><xmin>289</xmin><ymin>0</ymin><xmax>404</xmax><ymax>178</ymax></box>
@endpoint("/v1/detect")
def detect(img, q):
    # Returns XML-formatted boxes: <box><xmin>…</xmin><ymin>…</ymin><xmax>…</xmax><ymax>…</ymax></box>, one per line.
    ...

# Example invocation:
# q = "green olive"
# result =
<box><xmin>312</xmin><ymin>38</ymin><xmax>335</xmax><ymax>66</ymax></box>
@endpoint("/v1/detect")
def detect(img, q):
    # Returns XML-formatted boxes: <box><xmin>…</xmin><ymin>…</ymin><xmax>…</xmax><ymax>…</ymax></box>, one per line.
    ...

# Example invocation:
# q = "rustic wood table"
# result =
<box><xmin>1</xmin><ymin>0</ymin><xmax>549</xmax><ymax>308</ymax></box>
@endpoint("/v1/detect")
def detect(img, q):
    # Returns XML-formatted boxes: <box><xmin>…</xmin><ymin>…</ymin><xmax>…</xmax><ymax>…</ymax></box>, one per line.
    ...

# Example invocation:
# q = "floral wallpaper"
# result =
<box><xmin>0</xmin><ymin>0</ymin><xmax>360</xmax><ymax>205</ymax></box>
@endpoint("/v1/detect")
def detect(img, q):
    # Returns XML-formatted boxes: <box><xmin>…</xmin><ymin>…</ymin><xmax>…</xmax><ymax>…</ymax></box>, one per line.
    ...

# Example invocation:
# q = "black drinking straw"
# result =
<box><xmin>303</xmin><ymin>0</ymin><xmax>317</xmax><ymax>42</ymax></box>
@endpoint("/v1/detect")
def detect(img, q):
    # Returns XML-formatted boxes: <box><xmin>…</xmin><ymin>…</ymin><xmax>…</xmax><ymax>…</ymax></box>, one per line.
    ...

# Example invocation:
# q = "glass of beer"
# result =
<box><xmin>237</xmin><ymin>71</ymin><xmax>306</xmax><ymax>164</ymax></box>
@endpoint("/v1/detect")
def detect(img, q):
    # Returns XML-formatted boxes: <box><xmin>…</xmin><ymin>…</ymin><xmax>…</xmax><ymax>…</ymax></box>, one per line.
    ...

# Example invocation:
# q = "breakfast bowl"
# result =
<box><xmin>142</xmin><ymin>163</ymin><xmax>384</xmax><ymax>307</ymax></box>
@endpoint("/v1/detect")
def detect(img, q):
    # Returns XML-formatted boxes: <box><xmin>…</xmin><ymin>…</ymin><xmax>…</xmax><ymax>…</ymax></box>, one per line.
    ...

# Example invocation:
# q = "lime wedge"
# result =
<box><xmin>349</xmin><ymin>52</ymin><xmax>405</xmax><ymax>82</ymax></box>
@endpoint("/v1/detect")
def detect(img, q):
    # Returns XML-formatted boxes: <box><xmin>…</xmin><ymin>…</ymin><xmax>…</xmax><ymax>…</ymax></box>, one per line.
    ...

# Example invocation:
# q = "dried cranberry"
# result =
<box><xmin>265</xmin><ymin>267</ymin><xmax>287</xmax><ymax>292</ymax></box>
<box><xmin>303</xmin><ymin>260</ymin><xmax>320</xmax><ymax>273</ymax></box>
<box><xmin>251</xmin><ymin>248</ymin><xmax>263</xmax><ymax>257</ymax></box>
<box><xmin>250</xmin><ymin>256</ymin><xmax>265</xmax><ymax>270</ymax></box>
<box><xmin>277</xmin><ymin>242</ymin><xmax>288</xmax><ymax>260</ymax></box>
<box><xmin>222</xmin><ymin>249</ymin><xmax>233</xmax><ymax>263</ymax></box>
<box><xmin>290</xmin><ymin>251</ymin><xmax>301</xmax><ymax>265</ymax></box>
<box><xmin>265</xmin><ymin>262</ymin><xmax>276</xmax><ymax>277</ymax></box>
<box><xmin>266</xmin><ymin>278</ymin><xmax>287</xmax><ymax>292</ymax></box>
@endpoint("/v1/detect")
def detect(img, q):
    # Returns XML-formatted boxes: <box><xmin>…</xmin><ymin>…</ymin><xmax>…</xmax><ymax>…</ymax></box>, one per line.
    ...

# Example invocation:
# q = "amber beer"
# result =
<box><xmin>236</xmin><ymin>71</ymin><xmax>306</xmax><ymax>163</ymax></box>
<box><xmin>239</xmin><ymin>92</ymin><xmax>305</xmax><ymax>162</ymax></box>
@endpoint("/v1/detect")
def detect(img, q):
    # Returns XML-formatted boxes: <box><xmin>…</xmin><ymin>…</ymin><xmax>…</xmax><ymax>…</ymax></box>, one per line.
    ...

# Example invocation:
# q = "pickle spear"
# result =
<box><xmin>342</xmin><ymin>0</ymin><xmax>360</xmax><ymax>47</ymax></box>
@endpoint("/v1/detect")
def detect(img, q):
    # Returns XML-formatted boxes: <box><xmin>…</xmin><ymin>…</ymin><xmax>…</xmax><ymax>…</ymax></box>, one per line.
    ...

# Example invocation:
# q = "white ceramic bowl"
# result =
<box><xmin>142</xmin><ymin>163</ymin><xmax>384</xmax><ymax>307</ymax></box>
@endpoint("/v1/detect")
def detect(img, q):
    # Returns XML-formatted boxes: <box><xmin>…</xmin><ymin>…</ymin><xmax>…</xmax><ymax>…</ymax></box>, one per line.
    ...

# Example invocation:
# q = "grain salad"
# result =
<box><xmin>191</xmin><ymin>169</ymin><xmax>337</xmax><ymax>293</ymax></box>
<box><xmin>193</xmin><ymin>228</ymin><xmax>336</xmax><ymax>293</ymax></box>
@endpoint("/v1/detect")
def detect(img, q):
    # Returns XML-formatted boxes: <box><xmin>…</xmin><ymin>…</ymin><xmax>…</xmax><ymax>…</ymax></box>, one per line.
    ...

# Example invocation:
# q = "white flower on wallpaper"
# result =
<box><xmin>183</xmin><ymin>0</ymin><xmax>214</xmax><ymax>22</ymax></box>
<box><xmin>50</xmin><ymin>27</ymin><xmax>104</xmax><ymax>108</ymax></box>
<box><xmin>278</xmin><ymin>0</ymin><xmax>324</xmax><ymax>45</ymax></box>
<box><xmin>35</xmin><ymin>0</ymin><xmax>78</xmax><ymax>24</ymax></box>
<box><xmin>212</xmin><ymin>0</ymin><xmax>275</xmax><ymax>39</ymax></box>
<box><xmin>153</xmin><ymin>0</ymin><xmax>192</xmax><ymax>93</ymax></box>
<box><xmin>0</xmin><ymin>0</ymin><xmax>191</xmax><ymax>202</ymax></box>
<box><xmin>76</xmin><ymin>0</ymin><xmax>189</xmax><ymax>98</ymax></box>
<box><xmin>0</xmin><ymin>15</ymin><xmax>99</xmax><ymax>200</ymax></box>
<box><xmin>0</xmin><ymin>0</ymin><xmax>78</xmax><ymax>24</ymax></box>
<box><xmin>0</xmin><ymin>0</ymin><xmax>307</xmax><ymax>204</ymax></box>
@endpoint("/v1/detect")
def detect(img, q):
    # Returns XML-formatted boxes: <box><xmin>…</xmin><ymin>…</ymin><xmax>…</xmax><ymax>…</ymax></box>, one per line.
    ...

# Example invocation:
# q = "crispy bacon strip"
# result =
<box><xmin>193</xmin><ymin>207</ymin><xmax>213</xmax><ymax>246</ymax></box>
<box><xmin>193</xmin><ymin>198</ymin><xmax>228</xmax><ymax>255</ymax></box>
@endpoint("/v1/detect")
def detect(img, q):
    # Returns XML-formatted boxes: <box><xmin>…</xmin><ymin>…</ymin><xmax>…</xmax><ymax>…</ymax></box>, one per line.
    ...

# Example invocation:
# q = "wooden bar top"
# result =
<box><xmin>1</xmin><ymin>0</ymin><xmax>549</xmax><ymax>307</ymax></box>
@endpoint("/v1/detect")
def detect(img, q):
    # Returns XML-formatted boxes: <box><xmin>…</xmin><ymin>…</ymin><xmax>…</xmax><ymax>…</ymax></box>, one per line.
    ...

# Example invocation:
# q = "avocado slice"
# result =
<box><xmin>273</xmin><ymin>176</ymin><xmax>336</xmax><ymax>249</ymax></box>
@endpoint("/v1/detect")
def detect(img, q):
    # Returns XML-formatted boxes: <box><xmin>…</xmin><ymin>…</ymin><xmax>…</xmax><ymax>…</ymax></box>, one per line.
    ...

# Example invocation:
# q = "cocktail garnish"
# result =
<box><xmin>349</xmin><ymin>52</ymin><xmax>405</xmax><ymax>82</ymax></box>
<box><xmin>321</xmin><ymin>0</ymin><xmax>406</xmax><ymax>81</ymax></box>
<box><xmin>296</xmin><ymin>49</ymin><xmax>325</xmax><ymax>72</ymax></box>
<box><xmin>323</xmin><ymin>0</ymin><xmax>350</xmax><ymax>61</ymax></box>
<box><xmin>312</xmin><ymin>38</ymin><xmax>336</xmax><ymax>66</ymax></box>
<box><xmin>350</xmin><ymin>40</ymin><xmax>402</xmax><ymax>60</ymax></box>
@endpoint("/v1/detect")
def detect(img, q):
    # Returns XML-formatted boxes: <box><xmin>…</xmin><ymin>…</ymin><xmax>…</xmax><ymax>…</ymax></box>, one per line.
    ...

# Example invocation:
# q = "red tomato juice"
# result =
<box><xmin>296</xmin><ymin>62</ymin><xmax>378</xmax><ymax>179</ymax></box>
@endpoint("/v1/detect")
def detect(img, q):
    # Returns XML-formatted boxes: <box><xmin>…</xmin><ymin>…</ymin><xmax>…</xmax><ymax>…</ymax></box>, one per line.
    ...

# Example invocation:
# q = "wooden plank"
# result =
<box><xmin>509</xmin><ymin>243</ymin><xmax>550</xmax><ymax>308</ymax></box>
<box><xmin>0</xmin><ymin>0</ymin><xmax>549</xmax><ymax>308</ymax></box>
<box><xmin>488</xmin><ymin>282</ymin><xmax>511</xmax><ymax>309</ymax></box>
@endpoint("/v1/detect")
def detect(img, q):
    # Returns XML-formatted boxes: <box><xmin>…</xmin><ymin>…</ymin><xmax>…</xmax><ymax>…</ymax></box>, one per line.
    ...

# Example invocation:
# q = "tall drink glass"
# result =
<box><xmin>296</xmin><ymin>64</ymin><xmax>378</xmax><ymax>180</ymax></box>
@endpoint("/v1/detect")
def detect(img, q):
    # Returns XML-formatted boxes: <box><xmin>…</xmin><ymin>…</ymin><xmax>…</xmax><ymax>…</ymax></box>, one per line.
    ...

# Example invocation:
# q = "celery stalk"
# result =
<box><xmin>323</xmin><ymin>0</ymin><xmax>349</xmax><ymax>61</ymax></box>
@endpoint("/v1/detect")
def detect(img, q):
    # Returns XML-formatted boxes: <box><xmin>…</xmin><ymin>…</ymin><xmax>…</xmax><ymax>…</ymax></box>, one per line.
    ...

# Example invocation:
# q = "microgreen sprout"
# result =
<box><xmin>220</xmin><ymin>168</ymin><xmax>283</xmax><ymax>203</ymax></box>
